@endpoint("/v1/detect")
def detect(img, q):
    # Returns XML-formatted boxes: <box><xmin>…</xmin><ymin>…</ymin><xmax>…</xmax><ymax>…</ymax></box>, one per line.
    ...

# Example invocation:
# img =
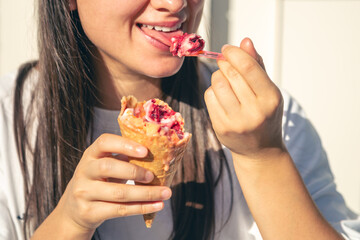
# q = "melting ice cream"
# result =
<box><xmin>170</xmin><ymin>33</ymin><xmax>205</xmax><ymax>57</ymax></box>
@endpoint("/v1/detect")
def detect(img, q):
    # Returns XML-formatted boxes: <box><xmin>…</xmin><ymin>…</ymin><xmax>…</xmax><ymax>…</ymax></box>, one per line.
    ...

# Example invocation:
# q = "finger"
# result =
<box><xmin>217</xmin><ymin>60</ymin><xmax>257</xmax><ymax>104</ymax></box>
<box><xmin>239</xmin><ymin>38</ymin><xmax>266</xmax><ymax>71</ymax></box>
<box><xmin>87</xmin><ymin>157</ymin><xmax>154</xmax><ymax>183</ymax></box>
<box><xmin>210</xmin><ymin>70</ymin><xmax>241</xmax><ymax>114</ymax></box>
<box><xmin>88</xmin><ymin>182</ymin><xmax>172</xmax><ymax>203</ymax></box>
<box><xmin>221</xmin><ymin>45</ymin><xmax>273</xmax><ymax>96</ymax></box>
<box><xmin>112</xmin><ymin>153</ymin><xmax>129</xmax><ymax>162</ymax></box>
<box><xmin>204</xmin><ymin>86</ymin><xmax>227</xmax><ymax>130</ymax></box>
<box><xmin>90</xmin><ymin>201</ymin><xmax>165</xmax><ymax>220</ymax></box>
<box><xmin>239</xmin><ymin>38</ymin><xmax>257</xmax><ymax>59</ymax></box>
<box><xmin>88</xmin><ymin>133</ymin><xmax>148</xmax><ymax>159</ymax></box>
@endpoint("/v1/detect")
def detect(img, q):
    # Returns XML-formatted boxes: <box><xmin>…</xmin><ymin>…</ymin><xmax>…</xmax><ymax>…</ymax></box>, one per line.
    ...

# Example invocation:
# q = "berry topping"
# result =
<box><xmin>170</xmin><ymin>33</ymin><xmax>205</xmax><ymax>57</ymax></box>
<box><xmin>143</xmin><ymin>99</ymin><xmax>184</xmax><ymax>139</ymax></box>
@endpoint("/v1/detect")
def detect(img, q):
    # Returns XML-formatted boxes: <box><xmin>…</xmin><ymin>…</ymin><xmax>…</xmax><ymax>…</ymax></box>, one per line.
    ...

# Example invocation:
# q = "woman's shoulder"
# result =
<box><xmin>0</xmin><ymin>69</ymin><xmax>29</xmax><ymax>240</ymax></box>
<box><xmin>0</xmin><ymin>72</ymin><xmax>17</xmax><ymax>101</ymax></box>
<box><xmin>0</xmin><ymin>71</ymin><xmax>19</xmax><ymax>121</ymax></box>
<box><xmin>0</xmin><ymin>64</ymin><xmax>39</xmax><ymax>111</ymax></box>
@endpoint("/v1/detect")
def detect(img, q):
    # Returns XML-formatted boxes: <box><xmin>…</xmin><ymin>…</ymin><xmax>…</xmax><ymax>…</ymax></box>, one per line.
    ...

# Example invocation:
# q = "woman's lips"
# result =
<box><xmin>138</xmin><ymin>24</ymin><xmax>183</xmax><ymax>49</ymax></box>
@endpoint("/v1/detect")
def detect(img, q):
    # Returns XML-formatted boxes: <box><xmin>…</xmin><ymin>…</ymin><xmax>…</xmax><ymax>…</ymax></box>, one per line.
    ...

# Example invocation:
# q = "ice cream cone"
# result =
<box><xmin>117</xmin><ymin>96</ymin><xmax>191</xmax><ymax>228</ymax></box>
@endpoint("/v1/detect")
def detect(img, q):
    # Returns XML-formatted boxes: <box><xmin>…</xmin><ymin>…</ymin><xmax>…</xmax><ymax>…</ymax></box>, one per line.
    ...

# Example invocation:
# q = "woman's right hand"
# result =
<box><xmin>53</xmin><ymin>133</ymin><xmax>171</xmax><ymax>235</ymax></box>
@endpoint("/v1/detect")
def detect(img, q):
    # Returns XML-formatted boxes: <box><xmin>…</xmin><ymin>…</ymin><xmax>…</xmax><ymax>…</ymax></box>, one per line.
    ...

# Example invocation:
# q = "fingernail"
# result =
<box><xmin>153</xmin><ymin>202</ymin><xmax>163</xmax><ymax>211</ymax></box>
<box><xmin>161</xmin><ymin>189</ymin><xmax>171</xmax><ymax>199</ymax></box>
<box><xmin>135</xmin><ymin>146</ymin><xmax>147</xmax><ymax>156</ymax></box>
<box><xmin>145</xmin><ymin>171</ymin><xmax>154</xmax><ymax>182</ymax></box>
<box><xmin>248</xmin><ymin>38</ymin><xmax>259</xmax><ymax>55</ymax></box>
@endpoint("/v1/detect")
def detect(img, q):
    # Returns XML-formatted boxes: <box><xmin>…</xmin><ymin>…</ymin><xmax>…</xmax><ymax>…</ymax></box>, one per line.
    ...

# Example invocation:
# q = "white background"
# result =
<box><xmin>1</xmin><ymin>0</ymin><xmax>359</xmax><ymax>214</ymax></box>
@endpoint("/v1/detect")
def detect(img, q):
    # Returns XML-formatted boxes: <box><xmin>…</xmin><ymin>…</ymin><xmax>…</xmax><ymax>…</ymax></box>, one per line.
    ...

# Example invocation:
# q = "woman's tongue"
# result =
<box><xmin>141</xmin><ymin>25</ymin><xmax>183</xmax><ymax>47</ymax></box>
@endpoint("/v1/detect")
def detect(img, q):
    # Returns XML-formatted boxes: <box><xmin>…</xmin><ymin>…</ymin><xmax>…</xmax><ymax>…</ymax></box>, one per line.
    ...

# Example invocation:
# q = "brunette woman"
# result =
<box><xmin>0</xmin><ymin>0</ymin><xmax>359</xmax><ymax>239</ymax></box>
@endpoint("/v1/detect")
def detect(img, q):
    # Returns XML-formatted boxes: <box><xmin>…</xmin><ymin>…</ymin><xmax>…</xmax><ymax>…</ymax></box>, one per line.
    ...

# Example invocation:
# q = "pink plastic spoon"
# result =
<box><xmin>189</xmin><ymin>50</ymin><xmax>225</xmax><ymax>60</ymax></box>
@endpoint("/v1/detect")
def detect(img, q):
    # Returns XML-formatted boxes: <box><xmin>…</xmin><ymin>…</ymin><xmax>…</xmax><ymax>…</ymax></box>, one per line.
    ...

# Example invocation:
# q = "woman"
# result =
<box><xmin>0</xmin><ymin>0</ymin><xmax>358</xmax><ymax>239</ymax></box>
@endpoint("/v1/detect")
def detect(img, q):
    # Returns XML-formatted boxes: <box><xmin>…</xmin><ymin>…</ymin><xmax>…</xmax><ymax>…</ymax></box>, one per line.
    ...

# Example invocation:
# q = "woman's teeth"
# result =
<box><xmin>142</xmin><ymin>24</ymin><xmax>181</xmax><ymax>33</ymax></box>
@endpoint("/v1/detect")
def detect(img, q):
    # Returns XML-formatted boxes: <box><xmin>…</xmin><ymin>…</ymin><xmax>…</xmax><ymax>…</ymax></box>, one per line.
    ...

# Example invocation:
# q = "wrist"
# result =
<box><xmin>57</xmin><ymin>207</ymin><xmax>96</xmax><ymax>240</ymax></box>
<box><xmin>32</xmin><ymin>204</ymin><xmax>95</xmax><ymax>240</ymax></box>
<box><xmin>231</xmin><ymin>146</ymin><xmax>290</xmax><ymax>172</ymax></box>
<box><xmin>231</xmin><ymin>147</ymin><xmax>343</xmax><ymax>240</ymax></box>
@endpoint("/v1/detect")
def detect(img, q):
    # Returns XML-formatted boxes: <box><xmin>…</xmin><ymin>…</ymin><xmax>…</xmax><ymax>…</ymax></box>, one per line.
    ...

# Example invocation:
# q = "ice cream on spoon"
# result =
<box><xmin>170</xmin><ymin>32</ymin><xmax>225</xmax><ymax>60</ymax></box>
<box><xmin>170</xmin><ymin>33</ymin><xmax>205</xmax><ymax>57</ymax></box>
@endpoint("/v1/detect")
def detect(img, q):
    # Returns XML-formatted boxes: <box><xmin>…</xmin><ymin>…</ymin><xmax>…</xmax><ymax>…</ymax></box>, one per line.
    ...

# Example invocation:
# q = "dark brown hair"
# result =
<box><xmin>14</xmin><ymin>0</ymin><xmax>233</xmax><ymax>239</ymax></box>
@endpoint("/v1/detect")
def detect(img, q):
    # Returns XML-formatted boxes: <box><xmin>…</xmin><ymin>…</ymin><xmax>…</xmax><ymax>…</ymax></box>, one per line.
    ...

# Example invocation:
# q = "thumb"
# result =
<box><xmin>240</xmin><ymin>38</ymin><xmax>266</xmax><ymax>71</ymax></box>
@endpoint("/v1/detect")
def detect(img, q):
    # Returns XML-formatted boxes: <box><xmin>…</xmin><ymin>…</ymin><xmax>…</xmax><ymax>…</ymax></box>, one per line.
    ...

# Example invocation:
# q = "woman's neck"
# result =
<box><xmin>97</xmin><ymin>73</ymin><xmax>162</xmax><ymax>110</ymax></box>
<box><xmin>93</xmin><ymin>55</ymin><xmax>162</xmax><ymax>110</ymax></box>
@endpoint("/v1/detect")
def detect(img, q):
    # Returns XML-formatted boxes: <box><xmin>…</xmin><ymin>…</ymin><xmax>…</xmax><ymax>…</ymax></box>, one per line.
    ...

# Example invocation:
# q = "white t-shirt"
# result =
<box><xmin>1</xmin><ymin>63</ymin><xmax>359</xmax><ymax>240</ymax></box>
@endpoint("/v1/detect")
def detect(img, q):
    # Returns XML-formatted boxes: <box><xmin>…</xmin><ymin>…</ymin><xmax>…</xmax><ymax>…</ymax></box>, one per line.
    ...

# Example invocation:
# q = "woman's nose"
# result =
<box><xmin>150</xmin><ymin>0</ymin><xmax>187</xmax><ymax>13</ymax></box>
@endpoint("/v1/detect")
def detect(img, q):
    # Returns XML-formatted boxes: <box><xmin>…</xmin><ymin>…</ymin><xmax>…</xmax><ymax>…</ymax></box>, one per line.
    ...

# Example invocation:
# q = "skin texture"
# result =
<box><xmin>32</xmin><ymin>0</ymin><xmax>343</xmax><ymax>239</ymax></box>
<box><xmin>76</xmin><ymin>0</ymin><xmax>204</xmax><ymax>109</ymax></box>
<box><xmin>204</xmin><ymin>39</ymin><xmax>343</xmax><ymax>240</ymax></box>
<box><xmin>32</xmin><ymin>0</ymin><xmax>204</xmax><ymax>239</ymax></box>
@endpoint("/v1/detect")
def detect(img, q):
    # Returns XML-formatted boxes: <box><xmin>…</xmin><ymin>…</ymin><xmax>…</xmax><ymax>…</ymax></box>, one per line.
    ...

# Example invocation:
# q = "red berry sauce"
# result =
<box><xmin>144</xmin><ymin>99</ymin><xmax>184</xmax><ymax>139</ymax></box>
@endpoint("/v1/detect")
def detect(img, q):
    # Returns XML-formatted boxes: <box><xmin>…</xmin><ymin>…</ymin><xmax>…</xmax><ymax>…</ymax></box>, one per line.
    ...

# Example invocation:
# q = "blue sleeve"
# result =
<box><xmin>281</xmin><ymin>90</ymin><xmax>360</xmax><ymax>239</ymax></box>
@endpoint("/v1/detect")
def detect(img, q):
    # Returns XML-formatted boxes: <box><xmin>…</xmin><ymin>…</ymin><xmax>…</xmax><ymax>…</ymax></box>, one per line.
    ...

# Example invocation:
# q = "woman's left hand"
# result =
<box><xmin>204</xmin><ymin>38</ymin><xmax>285</xmax><ymax>159</ymax></box>
<box><xmin>205</xmin><ymin>39</ymin><xmax>345</xmax><ymax>240</ymax></box>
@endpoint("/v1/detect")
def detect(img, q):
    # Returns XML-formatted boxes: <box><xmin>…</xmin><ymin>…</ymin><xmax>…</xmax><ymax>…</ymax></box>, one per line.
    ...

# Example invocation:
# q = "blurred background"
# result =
<box><xmin>1</xmin><ymin>0</ymin><xmax>359</xmax><ymax>214</ymax></box>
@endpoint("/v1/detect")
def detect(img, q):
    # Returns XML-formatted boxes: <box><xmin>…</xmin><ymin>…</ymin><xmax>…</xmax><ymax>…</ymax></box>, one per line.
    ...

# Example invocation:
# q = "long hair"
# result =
<box><xmin>14</xmin><ymin>0</ymin><xmax>233</xmax><ymax>239</ymax></box>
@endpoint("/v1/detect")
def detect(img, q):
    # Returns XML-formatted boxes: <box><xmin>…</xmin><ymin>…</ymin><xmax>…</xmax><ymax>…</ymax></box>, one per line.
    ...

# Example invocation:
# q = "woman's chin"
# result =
<box><xmin>142</xmin><ymin>58</ymin><xmax>184</xmax><ymax>78</ymax></box>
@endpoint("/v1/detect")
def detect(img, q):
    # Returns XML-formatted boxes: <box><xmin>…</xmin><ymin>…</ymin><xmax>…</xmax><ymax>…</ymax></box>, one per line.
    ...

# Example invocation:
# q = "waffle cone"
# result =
<box><xmin>117</xmin><ymin>96</ymin><xmax>191</xmax><ymax>228</ymax></box>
